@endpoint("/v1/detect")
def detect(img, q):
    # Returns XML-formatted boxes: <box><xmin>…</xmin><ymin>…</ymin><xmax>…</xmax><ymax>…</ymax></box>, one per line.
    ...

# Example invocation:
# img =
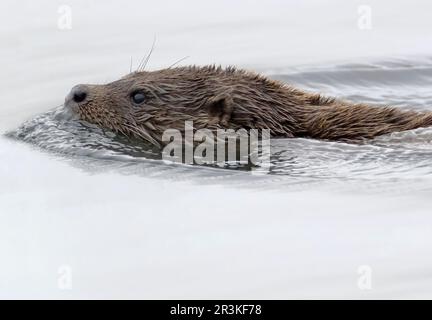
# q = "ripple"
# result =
<box><xmin>6</xmin><ymin>57</ymin><xmax>432</xmax><ymax>192</ymax></box>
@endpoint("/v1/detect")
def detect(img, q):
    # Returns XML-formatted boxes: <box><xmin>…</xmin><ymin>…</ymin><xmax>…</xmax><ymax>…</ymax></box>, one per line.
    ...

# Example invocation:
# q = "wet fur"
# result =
<box><xmin>73</xmin><ymin>65</ymin><xmax>432</xmax><ymax>146</ymax></box>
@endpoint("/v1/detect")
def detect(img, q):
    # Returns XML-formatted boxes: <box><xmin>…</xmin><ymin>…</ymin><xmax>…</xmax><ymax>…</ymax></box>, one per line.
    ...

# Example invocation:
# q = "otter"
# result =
<box><xmin>64</xmin><ymin>65</ymin><xmax>432</xmax><ymax>147</ymax></box>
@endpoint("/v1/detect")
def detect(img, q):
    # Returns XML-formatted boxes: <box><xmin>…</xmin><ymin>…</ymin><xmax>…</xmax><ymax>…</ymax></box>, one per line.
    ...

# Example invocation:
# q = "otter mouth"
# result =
<box><xmin>75</xmin><ymin>113</ymin><xmax>162</xmax><ymax>148</ymax></box>
<box><xmin>121</xmin><ymin>122</ymin><xmax>162</xmax><ymax>148</ymax></box>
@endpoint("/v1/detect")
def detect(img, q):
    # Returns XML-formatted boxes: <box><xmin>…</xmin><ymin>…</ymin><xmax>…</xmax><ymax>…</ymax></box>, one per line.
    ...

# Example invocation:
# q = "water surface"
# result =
<box><xmin>2</xmin><ymin>0</ymin><xmax>432</xmax><ymax>299</ymax></box>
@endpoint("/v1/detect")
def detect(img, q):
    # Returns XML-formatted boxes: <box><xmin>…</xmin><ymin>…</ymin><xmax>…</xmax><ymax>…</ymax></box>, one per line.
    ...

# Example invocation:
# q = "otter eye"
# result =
<box><xmin>131</xmin><ymin>92</ymin><xmax>146</xmax><ymax>104</ymax></box>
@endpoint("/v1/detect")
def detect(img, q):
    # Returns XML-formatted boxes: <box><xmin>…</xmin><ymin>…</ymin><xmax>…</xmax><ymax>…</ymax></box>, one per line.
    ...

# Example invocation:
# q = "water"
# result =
<box><xmin>2</xmin><ymin>0</ymin><xmax>432</xmax><ymax>299</ymax></box>
<box><xmin>7</xmin><ymin>58</ymin><xmax>432</xmax><ymax>194</ymax></box>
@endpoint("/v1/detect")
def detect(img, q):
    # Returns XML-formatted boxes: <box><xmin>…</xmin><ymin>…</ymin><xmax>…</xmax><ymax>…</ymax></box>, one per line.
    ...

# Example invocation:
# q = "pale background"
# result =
<box><xmin>1</xmin><ymin>0</ymin><xmax>432</xmax><ymax>298</ymax></box>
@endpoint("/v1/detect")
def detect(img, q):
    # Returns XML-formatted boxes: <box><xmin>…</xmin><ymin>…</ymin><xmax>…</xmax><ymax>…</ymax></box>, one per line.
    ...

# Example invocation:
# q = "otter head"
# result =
<box><xmin>64</xmin><ymin>67</ymin><xmax>238</xmax><ymax>147</ymax></box>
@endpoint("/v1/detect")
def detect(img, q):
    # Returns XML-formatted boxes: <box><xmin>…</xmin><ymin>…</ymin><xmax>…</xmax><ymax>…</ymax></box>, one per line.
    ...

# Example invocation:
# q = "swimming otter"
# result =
<box><xmin>64</xmin><ymin>65</ymin><xmax>432</xmax><ymax>146</ymax></box>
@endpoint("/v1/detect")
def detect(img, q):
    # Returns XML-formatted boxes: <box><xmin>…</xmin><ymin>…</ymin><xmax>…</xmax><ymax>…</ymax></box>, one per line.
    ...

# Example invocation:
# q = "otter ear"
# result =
<box><xmin>206</xmin><ymin>92</ymin><xmax>234</xmax><ymax>126</ymax></box>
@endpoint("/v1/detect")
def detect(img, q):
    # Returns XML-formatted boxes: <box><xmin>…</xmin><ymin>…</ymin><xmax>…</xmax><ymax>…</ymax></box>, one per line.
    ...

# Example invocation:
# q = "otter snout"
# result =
<box><xmin>65</xmin><ymin>84</ymin><xmax>89</xmax><ymax>108</ymax></box>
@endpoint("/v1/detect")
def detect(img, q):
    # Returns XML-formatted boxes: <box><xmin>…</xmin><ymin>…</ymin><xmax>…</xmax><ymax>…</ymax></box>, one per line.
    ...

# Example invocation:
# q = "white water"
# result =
<box><xmin>2</xmin><ymin>0</ymin><xmax>432</xmax><ymax>299</ymax></box>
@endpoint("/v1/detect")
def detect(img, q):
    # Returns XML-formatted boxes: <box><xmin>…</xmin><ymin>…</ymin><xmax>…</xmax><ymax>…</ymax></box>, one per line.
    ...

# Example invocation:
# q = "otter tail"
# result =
<box><xmin>305</xmin><ymin>103</ymin><xmax>432</xmax><ymax>141</ymax></box>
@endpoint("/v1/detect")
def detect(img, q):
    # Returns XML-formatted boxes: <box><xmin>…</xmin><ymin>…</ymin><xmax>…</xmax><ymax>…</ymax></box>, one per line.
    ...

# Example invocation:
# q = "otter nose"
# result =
<box><xmin>66</xmin><ymin>84</ymin><xmax>89</xmax><ymax>105</ymax></box>
<box><xmin>71</xmin><ymin>85</ymin><xmax>88</xmax><ymax>103</ymax></box>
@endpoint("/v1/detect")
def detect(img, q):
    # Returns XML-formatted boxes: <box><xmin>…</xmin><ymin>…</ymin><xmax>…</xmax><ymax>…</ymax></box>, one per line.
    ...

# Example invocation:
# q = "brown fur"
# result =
<box><xmin>65</xmin><ymin>65</ymin><xmax>432</xmax><ymax>146</ymax></box>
